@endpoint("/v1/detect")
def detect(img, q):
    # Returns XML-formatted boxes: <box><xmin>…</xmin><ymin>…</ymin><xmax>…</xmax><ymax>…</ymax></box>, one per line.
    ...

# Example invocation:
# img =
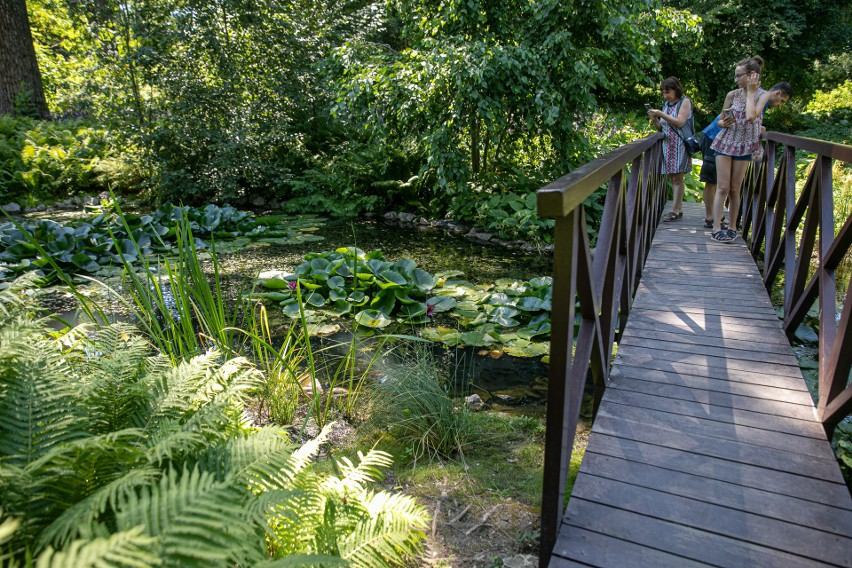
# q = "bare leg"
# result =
<box><xmin>704</xmin><ymin>182</ymin><xmax>716</xmax><ymax>219</ymax></box>
<box><xmin>670</xmin><ymin>172</ymin><xmax>685</xmax><ymax>213</ymax></box>
<box><xmin>713</xmin><ymin>156</ymin><xmax>732</xmax><ymax>233</ymax></box>
<box><xmin>727</xmin><ymin>160</ymin><xmax>750</xmax><ymax>232</ymax></box>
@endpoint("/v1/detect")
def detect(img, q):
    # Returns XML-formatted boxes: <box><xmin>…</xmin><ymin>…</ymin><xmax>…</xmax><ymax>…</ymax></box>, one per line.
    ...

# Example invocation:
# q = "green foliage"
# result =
<box><xmin>334</xmin><ymin>0</ymin><xmax>661</xmax><ymax>202</ymax></box>
<box><xmin>0</xmin><ymin>116</ymin><xmax>144</xmax><ymax>202</ymax></box>
<box><xmin>0</xmin><ymin>304</ymin><xmax>429</xmax><ymax>566</ymax></box>
<box><xmin>0</xmin><ymin>203</ymin><xmax>324</xmax><ymax>282</ymax></box>
<box><xmin>368</xmin><ymin>346</ymin><xmax>474</xmax><ymax>464</ymax></box>
<box><xmin>660</xmin><ymin>0</ymin><xmax>852</xmax><ymax>110</ymax></box>
<box><xmin>256</xmin><ymin>249</ymin><xmax>553</xmax><ymax>357</ymax></box>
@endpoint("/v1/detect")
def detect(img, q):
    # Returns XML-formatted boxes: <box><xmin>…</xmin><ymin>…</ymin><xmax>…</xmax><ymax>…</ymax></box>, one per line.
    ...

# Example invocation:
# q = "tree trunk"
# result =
<box><xmin>0</xmin><ymin>0</ymin><xmax>49</xmax><ymax>118</ymax></box>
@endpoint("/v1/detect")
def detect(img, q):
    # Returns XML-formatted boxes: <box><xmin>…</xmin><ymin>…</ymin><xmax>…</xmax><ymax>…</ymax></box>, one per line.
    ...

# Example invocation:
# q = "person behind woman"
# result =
<box><xmin>647</xmin><ymin>77</ymin><xmax>694</xmax><ymax>222</ymax></box>
<box><xmin>709</xmin><ymin>56</ymin><xmax>774</xmax><ymax>243</ymax></box>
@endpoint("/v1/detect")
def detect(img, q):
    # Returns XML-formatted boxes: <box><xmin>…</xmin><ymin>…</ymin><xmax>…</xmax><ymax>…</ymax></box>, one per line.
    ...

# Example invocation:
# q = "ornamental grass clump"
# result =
<box><xmin>369</xmin><ymin>346</ymin><xmax>474</xmax><ymax>464</ymax></box>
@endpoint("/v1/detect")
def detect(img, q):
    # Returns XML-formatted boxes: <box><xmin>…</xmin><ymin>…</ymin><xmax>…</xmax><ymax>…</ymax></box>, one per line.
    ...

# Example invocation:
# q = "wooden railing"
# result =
<box><xmin>741</xmin><ymin>132</ymin><xmax>852</xmax><ymax>436</ymax></box>
<box><xmin>535</xmin><ymin>133</ymin><xmax>666</xmax><ymax>564</ymax></box>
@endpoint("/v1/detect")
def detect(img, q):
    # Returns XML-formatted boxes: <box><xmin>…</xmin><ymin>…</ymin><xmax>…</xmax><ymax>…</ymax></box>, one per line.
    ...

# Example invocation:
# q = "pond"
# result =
<box><xmin>207</xmin><ymin>216</ymin><xmax>557</xmax><ymax>413</ymax></box>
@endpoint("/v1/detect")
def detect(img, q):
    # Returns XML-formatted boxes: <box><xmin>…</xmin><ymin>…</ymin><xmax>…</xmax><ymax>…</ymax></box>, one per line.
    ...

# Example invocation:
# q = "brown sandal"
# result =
<box><xmin>662</xmin><ymin>211</ymin><xmax>683</xmax><ymax>222</ymax></box>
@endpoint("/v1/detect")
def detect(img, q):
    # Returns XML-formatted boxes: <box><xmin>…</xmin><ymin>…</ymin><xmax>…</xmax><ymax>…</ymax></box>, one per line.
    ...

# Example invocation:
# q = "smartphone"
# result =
<box><xmin>644</xmin><ymin>103</ymin><xmax>652</xmax><ymax>111</ymax></box>
<box><xmin>723</xmin><ymin>108</ymin><xmax>733</xmax><ymax>119</ymax></box>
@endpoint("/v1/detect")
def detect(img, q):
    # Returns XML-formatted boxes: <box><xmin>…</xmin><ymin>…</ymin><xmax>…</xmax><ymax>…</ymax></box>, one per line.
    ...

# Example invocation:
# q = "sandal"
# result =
<box><xmin>662</xmin><ymin>211</ymin><xmax>683</xmax><ymax>222</ymax></box>
<box><xmin>704</xmin><ymin>218</ymin><xmax>729</xmax><ymax>230</ymax></box>
<box><xmin>710</xmin><ymin>229</ymin><xmax>734</xmax><ymax>243</ymax></box>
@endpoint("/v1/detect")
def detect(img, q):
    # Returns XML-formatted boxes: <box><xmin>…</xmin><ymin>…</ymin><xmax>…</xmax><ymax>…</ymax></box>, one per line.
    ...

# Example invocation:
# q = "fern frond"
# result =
<box><xmin>256</xmin><ymin>554</ymin><xmax>350</xmax><ymax>567</ymax></box>
<box><xmin>115</xmin><ymin>466</ymin><xmax>261</xmax><ymax>565</ymax></box>
<box><xmin>335</xmin><ymin>450</ymin><xmax>393</xmax><ymax>487</ymax></box>
<box><xmin>0</xmin><ymin>333</ymin><xmax>87</xmax><ymax>466</ymax></box>
<box><xmin>37</xmin><ymin>466</ymin><xmax>160</xmax><ymax>549</ymax></box>
<box><xmin>0</xmin><ymin>508</ymin><xmax>21</xmax><ymax>546</ymax></box>
<box><xmin>289</xmin><ymin>422</ymin><xmax>333</xmax><ymax>475</ymax></box>
<box><xmin>34</xmin><ymin>526</ymin><xmax>159</xmax><ymax>568</ymax></box>
<box><xmin>338</xmin><ymin>492</ymin><xmax>429</xmax><ymax>568</ymax></box>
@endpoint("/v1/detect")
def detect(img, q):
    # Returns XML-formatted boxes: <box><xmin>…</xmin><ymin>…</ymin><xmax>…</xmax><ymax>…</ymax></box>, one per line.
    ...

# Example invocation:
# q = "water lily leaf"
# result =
<box><xmin>528</xmin><ymin>277</ymin><xmax>553</xmax><ymax>288</ymax></box>
<box><xmin>262</xmin><ymin>278</ymin><xmax>293</xmax><ymax>290</ymax></box>
<box><xmin>307</xmin><ymin>323</ymin><xmax>340</xmax><ymax>336</ymax></box>
<box><xmin>257</xmin><ymin>291</ymin><xmax>291</xmax><ymax>302</ymax></box>
<box><xmin>327</xmin><ymin>300</ymin><xmax>352</xmax><ymax>316</ymax></box>
<box><xmin>517</xmin><ymin>320</ymin><xmax>551</xmax><ymax>339</ymax></box>
<box><xmin>304</xmin><ymin>292</ymin><xmax>327</xmax><ymax>307</ymax></box>
<box><xmin>413</xmin><ymin>268</ymin><xmax>437</xmax><ymax>290</ymax></box>
<box><xmin>348</xmin><ymin>290</ymin><xmax>367</xmax><ymax>304</ymax></box>
<box><xmin>379</xmin><ymin>269</ymin><xmax>407</xmax><ymax>286</ymax></box>
<box><xmin>490</xmin><ymin>306</ymin><xmax>521</xmax><ymax>327</ymax></box>
<box><xmin>371</xmin><ymin>289</ymin><xmax>396</xmax><ymax>315</ymax></box>
<box><xmin>504</xmin><ymin>340</ymin><xmax>550</xmax><ymax>358</ymax></box>
<box><xmin>282</xmin><ymin>302</ymin><xmax>302</xmax><ymax>318</ymax></box>
<box><xmin>485</xmin><ymin>292</ymin><xmax>513</xmax><ymax>306</ymax></box>
<box><xmin>427</xmin><ymin>295</ymin><xmax>457</xmax><ymax>312</ymax></box>
<box><xmin>355</xmin><ymin>309</ymin><xmax>393</xmax><ymax>328</ymax></box>
<box><xmin>460</xmin><ymin>328</ymin><xmax>500</xmax><ymax>347</ymax></box>
<box><xmin>399</xmin><ymin>302</ymin><xmax>427</xmax><ymax>319</ymax></box>
<box><xmin>329</xmin><ymin>288</ymin><xmax>348</xmax><ymax>301</ymax></box>
<box><xmin>421</xmin><ymin>326</ymin><xmax>462</xmax><ymax>345</ymax></box>
<box><xmin>516</xmin><ymin>296</ymin><xmax>548</xmax><ymax>311</ymax></box>
<box><xmin>328</xmin><ymin>275</ymin><xmax>345</xmax><ymax>289</ymax></box>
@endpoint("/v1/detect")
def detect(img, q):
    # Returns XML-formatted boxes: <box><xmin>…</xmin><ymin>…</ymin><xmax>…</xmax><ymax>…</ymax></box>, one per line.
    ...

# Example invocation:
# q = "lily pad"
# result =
<box><xmin>355</xmin><ymin>309</ymin><xmax>393</xmax><ymax>328</ymax></box>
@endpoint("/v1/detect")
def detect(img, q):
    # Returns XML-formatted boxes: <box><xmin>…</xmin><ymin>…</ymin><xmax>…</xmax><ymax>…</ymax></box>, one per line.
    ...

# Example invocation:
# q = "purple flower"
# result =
<box><xmin>288</xmin><ymin>280</ymin><xmax>297</xmax><ymax>290</ymax></box>
<box><xmin>426</xmin><ymin>303</ymin><xmax>435</xmax><ymax>317</ymax></box>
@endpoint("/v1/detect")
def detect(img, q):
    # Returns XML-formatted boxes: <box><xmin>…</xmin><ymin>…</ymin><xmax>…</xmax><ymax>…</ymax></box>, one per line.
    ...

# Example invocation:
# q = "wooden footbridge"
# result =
<box><xmin>536</xmin><ymin>133</ymin><xmax>852</xmax><ymax>567</ymax></box>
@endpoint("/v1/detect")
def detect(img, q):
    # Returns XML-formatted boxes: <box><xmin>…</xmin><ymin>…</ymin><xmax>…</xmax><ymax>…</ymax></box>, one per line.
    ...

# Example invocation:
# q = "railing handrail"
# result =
<box><xmin>535</xmin><ymin>132</ymin><xmax>667</xmax><ymax>566</ymax></box>
<box><xmin>538</xmin><ymin>134</ymin><xmax>663</xmax><ymax>218</ymax></box>
<box><xmin>742</xmin><ymin>131</ymin><xmax>852</xmax><ymax>435</ymax></box>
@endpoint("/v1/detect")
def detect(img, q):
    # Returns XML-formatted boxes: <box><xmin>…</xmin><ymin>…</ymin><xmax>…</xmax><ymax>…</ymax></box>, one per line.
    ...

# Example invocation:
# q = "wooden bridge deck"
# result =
<box><xmin>550</xmin><ymin>202</ymin><xmax>852</xmax><ymax>567</ymax></box>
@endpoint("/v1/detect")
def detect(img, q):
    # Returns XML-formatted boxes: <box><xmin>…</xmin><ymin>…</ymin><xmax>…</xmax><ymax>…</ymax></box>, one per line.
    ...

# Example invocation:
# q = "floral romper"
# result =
<box><xmin>661</xmin><ymin>97</ymin><xmax>694</xmax><ymax>175</ymax></box>
<box><xmin>711</xmin><ymin>87</ymin><xmax>766</xmax><ymax>157</ymax></box>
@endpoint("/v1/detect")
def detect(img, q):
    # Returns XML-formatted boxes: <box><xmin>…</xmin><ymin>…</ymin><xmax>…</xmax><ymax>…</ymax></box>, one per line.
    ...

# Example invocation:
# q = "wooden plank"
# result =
<box><xmin>570</xmin><ymin>475</ymin><xmax>852</xmax><ymax>566</ymax></box>
<box><xmin>580</xmin><ymin>452</ymin><xmax>852</xmax><ymax>535</ymax></box>
<box><xmin>551</xmin><ymin>526</ymin><xmax>708</xmax><ymax>568</ymax></box>
<box><xmin>611</xmin><ymin>353</ymin><xmax>813</xmax><ymax>392</ymax></box>
<box><xmin>562</xmin><ymin>498</ymin><xmax>830</xmax><ymax>568</ymax></box>
<box><xmin>587</xmin><ymin>432</ymin><xmax>852</xmax><ymax>507</ymax></box>
<box><xmin>592</xmin><ymin>413</ymin><xmax>845</xmax><ymax>482</ymax></box>
<box><xmin>603</xmin><ymin>387</ymin><xmax>827</xmax><ymax>438</ymax></box>
<box><xmin>608</xmin><ymin>374</ymin><xmax>817</xmax><ymax>419</ymax></box>
<box><xmin>615</xmin><ymin>342</ymin><xmax>805</xmax><ymax>380</ymax></box>
<box><xmin>619</xmin><ymin>335</ymin><xmax>801</xmax><ymax>367</ymax></box>
<box><xmin>624</xmin><ymin>326</ymin><xmax>798</xmax><ymax>354</ymax></box>
<box><xmin>598</xmin><ymin>402</ymin><xmax>837</xmax><ymax>460</ymax></box>
<box><xmin>627</xmin><ymin>308</ymin><xmax>787</xmax><ymax>331</ymax></box>
<box><xmin>627</xmin><ymin>302</ymin><xmax>782</xmax><ymax>322</ymax></box>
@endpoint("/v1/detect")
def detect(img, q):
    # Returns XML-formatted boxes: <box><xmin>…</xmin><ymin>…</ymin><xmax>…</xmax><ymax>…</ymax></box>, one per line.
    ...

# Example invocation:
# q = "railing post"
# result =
<box><xmin>538</xmin><ymin>211</ymin><xmax>578</xmax><ymax>566</ymax></box>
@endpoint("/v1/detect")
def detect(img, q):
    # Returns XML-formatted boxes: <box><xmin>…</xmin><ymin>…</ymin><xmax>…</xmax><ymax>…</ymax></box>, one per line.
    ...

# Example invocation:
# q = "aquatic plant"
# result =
<box><xmin>256</xmin><ymin>250</ymin><xmax>553</xmax><ymax>357</ymax></box>
<box><xmin>0</xmin><ymin>204</ymin><xmax>325</xmax><ymax>282</ymax></box>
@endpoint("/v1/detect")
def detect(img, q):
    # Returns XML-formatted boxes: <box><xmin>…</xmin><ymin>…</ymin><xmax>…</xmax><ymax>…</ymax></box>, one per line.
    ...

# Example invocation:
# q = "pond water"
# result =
<box><xmin>211</xmin><ymin>216</ymin><xmax>556</xmax><ymax>413</ymax></box>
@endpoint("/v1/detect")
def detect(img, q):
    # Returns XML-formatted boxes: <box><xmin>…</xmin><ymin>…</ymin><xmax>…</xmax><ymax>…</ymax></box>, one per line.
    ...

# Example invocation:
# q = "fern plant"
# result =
<box><xmin>0</xmin><ymin>306</ymin><xmax>429</xmax><ymax>567</ymax></box>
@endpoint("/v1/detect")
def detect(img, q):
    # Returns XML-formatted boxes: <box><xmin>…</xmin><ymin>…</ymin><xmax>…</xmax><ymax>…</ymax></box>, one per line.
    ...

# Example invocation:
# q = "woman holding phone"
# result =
<box><xmin>647</xmin><ymin>77</ymin><xmax>694</xmax><ymax>222</ymax></box>
<box><xmin>708</xmin><ymin>56</ymin><xmax>773</xmax><ymax>243</ymax></box>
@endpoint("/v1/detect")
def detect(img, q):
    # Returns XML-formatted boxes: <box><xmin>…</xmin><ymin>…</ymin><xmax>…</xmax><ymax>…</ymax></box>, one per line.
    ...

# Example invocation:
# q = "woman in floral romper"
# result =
<box><xmin>709</xmin><ymin>56</ymin><xmax>773</xmax><ymax>243</ymax></box>
<box><xmin>647</xmin><ymin>76</ymin><xmax>694</xmax><ymax>222</ymax></box>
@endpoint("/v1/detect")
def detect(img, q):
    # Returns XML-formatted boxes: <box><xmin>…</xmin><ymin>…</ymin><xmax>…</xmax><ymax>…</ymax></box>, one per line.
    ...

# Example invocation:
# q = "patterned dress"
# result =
<box><xmin>661</xmin><ymin>97</ymin><xmax>694</xmax><ymax>175</ymax></box>
<box><xmin>711</xmin><ymin>87</ymin><xmax>766</xmax><ymax>156</ymax></box>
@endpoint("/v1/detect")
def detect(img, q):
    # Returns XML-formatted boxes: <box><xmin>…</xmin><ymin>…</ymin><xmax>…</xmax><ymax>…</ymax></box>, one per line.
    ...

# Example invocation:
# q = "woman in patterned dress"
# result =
<box><xmin>647</xmin><ymin>77</ymin><xmax>694</xmax><ymax>222</ymax></box>
<box><xmin>709</xmin><ymin>56</ymin><xmax>773</xmax><ymax>243</ymax></box>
